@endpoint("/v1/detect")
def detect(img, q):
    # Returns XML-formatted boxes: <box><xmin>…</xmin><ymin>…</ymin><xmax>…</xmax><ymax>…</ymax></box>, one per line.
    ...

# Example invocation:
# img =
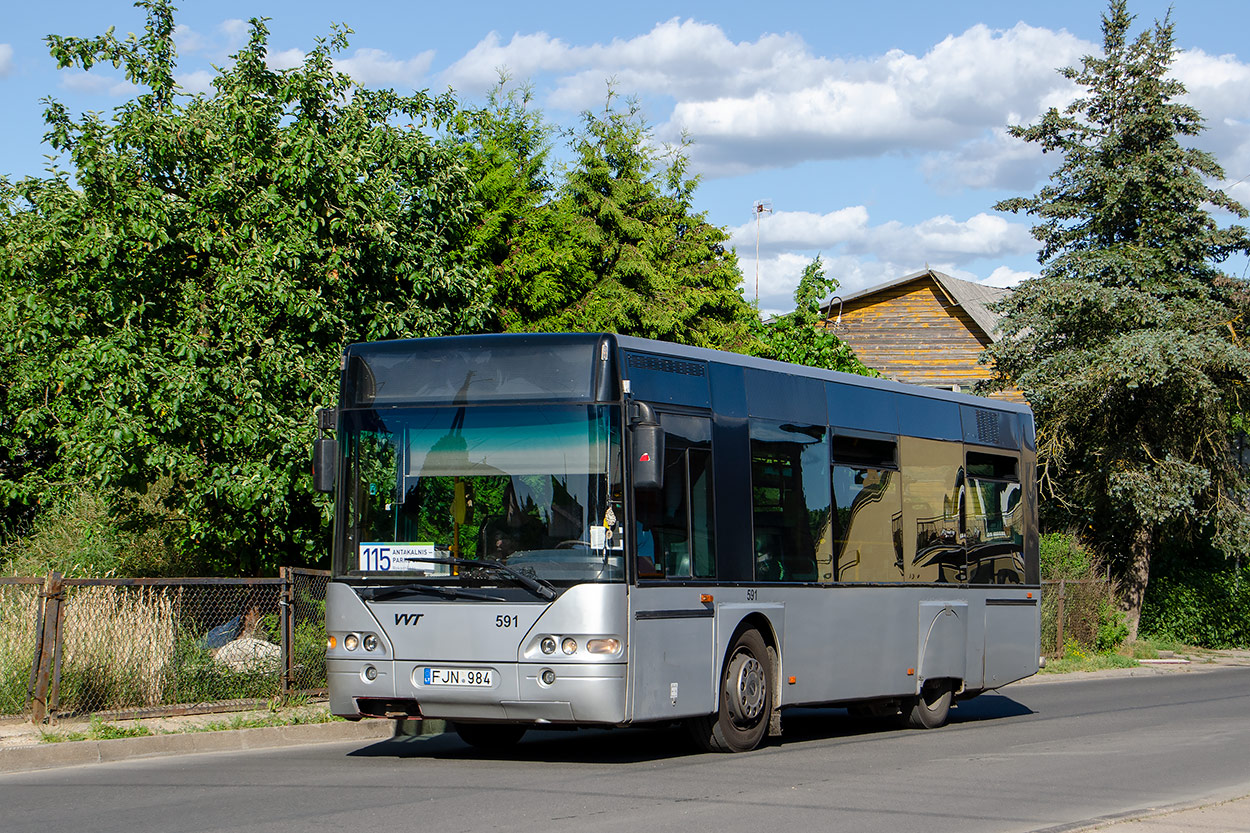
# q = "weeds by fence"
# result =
<box><xmin>0</xmin><ymin>568</ymin><xmax>329</xmax><ymax>722</ymax></box>
<box><xmin>1041</xmin><ymin>578</ymin><xmax>1117</xmax><ymax>656</ymax></box>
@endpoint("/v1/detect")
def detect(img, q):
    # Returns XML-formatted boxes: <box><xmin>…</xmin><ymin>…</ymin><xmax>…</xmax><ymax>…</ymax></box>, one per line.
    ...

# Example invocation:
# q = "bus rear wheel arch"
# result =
<box><xmin>903</xmin><ymin>678</ymin><xmax>955</xmax><ymax>729</ymax></box>
<box><xmin>687</xmin><ymin>628</ymin><xmax>773</xmax><ymax>753</ymax></box>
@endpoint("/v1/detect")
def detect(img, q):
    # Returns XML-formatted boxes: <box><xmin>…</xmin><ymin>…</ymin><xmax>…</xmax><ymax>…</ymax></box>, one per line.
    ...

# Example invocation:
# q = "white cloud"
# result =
<box><xmin>441</xmin><ymin>19</ymin><xmax>1093</xmax><ymax>185</ymax></box>
<box><xmin>220</xmin><ymin>19</ymin><xmax>250</xmax><ymax>46</ymax></box>
<box><xmin>727</xmin><ymin>207</ymin><xmax>870</xmax><ymax>251</ymax></box>
<box><xmin>174</xmin><ymin>24</ymin><xmax>207</xmax><ymax>56</ymax></box>
<box><xmin>729</xmin><ymin>207</ymin><xmax>1032</xmax><ymax>264</ymax></box>
<box><xmin>855</xmin><ymin>213</ymin><xmax>1034</xmax><ymax>264</ymax></box>
<box><xmin>335</xmin><ymin>48</ymin><xmax>435</xmax><ymax>88</ymax></box>
<box><xmin>177</xmin><ymin>69</ymin><xmax>216</xmax><ymax>96</ymax></box>
<box><xmin>441</xmin><ymin>30</ymin><xmax>579</xmax><ymax>93</ymax></box>
<box><xmin>664</xmin><ymin>22</ymin><xmax>1089</xmax><ymax>176</ymax></box>
<box><xmin>732</xmin><ymin>208</ymin><xmax>1034</xmax><ymax>312</ymax></box>
<box><xmin>269</xmin><ymin>48</ymin><xmax>307</xmax><ymax>71</ymax></box>
<box><xmin>59</xmin><ymin>70</ymin><xmax>140</xmax><ymax>97</ymax></box>
<box><xmin>982</xmin><ymin>266</ymin><xmax>1036</xmax><ymax>288</ymax></box>
<box><xmin>0</xmin><ymin>44</ymin><xmax>13</xmax><ymax>78</ymax></box>
<box><xmin>922</xmin><ymin>127</ymin><xmax>1050</xmax><ymax>193</ymax></box>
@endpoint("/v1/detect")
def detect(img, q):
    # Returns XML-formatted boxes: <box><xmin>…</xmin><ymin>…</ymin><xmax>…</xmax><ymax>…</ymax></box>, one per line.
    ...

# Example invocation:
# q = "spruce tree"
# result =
<box><xmin>984</xmin><ymin>0</ymin><xmax>1250</xmax><ymax>638</ymax></box>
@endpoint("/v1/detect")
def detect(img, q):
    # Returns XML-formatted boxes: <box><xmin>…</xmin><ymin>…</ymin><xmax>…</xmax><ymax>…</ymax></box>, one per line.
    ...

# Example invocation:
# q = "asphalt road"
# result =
<box><xmin>4</xmin><ymin>668</ymin><xmax>1248</xmax><ymax>833</ymax></box>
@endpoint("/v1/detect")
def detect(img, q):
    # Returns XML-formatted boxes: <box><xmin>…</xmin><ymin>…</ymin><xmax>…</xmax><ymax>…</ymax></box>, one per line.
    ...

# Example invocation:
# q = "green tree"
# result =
<box><xmin>0</xmin><ymin>1</ymin><xmax>490</xmax><ymax>575</ymax></box>
<box><xmin>494</xmin><ymin>92</ymin><xmax>760</xmax><ymax>351</ymax></box>
<box><xmin>982</xmin><ymin>0</ymin><xmax>1250</xmax><ymax>639</ymax></box>
<box><xmin>756</xmin><ymin>256</ymin><xmax>878</xmax><ymax>374</ymax></box>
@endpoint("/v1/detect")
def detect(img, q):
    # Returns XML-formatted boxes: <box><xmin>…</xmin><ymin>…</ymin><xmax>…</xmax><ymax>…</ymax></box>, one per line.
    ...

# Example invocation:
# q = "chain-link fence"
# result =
<box><xmin>0</xmin><ymin>568</ymin><xmax>329</xmax><ymax>722</ymax></box>
<box><xmin>1041</xmin><ymin>578</ymin><xmax>1114</xmax><ymax>656</ymax></box>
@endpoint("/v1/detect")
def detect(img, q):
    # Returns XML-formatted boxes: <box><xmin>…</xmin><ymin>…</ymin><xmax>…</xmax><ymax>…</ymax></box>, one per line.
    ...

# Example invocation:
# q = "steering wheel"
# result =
<box><xmin>555</xmin><ymin>540</ymin><xmax>591</xmax><ymax>549</ymax></box>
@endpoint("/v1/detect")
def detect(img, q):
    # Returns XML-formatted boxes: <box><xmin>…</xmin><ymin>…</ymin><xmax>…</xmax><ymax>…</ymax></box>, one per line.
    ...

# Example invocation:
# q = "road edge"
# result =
<box><xmin>0</xmin><ymin>718</ymin><xmax>395</xmax><ymax>774</ymax></box>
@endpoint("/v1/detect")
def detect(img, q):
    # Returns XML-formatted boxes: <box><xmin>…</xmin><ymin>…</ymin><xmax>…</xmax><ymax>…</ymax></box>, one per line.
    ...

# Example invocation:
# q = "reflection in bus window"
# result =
<box><xmin>900</xmin><ymin>437</ymin><xmax>964</xmax><ymax>583</ymax></box>
<box><xmin>749</xmin><ymin>421</ymin><xmax>830</xmax><ymax>582</ymax></box>
<box><xmin>967</xmin><ymin>473</ymin><xmax>1025</xmax><ymax>584</ymax></box>
<box><xmin>831</xmin><ymin>466</ymin><xmax>903</xmax><ymax>582</ymax></box>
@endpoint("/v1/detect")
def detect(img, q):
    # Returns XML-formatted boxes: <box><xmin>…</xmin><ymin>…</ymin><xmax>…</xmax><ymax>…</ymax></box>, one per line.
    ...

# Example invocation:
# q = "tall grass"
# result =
<box><xmin>0</xmin><ymin>586</ymin><xmax>40</xmax><ymax>715</ymax></box>
<box><xmin>58</xmin><ymin>586</ymin><xmax>177</xmax><ymax>710</ymax></box>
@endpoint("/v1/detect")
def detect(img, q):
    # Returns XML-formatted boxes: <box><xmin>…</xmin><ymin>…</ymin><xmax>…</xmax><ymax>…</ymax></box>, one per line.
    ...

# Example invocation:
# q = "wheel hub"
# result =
<box><xmin>727</xmin><ymin>653</ymin><xmax>766</xmax><ymax>723</ymax></box>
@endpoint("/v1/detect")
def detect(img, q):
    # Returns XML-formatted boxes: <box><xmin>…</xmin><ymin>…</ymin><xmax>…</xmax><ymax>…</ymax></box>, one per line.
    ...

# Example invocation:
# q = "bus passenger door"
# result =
<box><xmin>628</xmin><ymin>413</ymin><xmax>718</xmax><ymax>722</ymax></box>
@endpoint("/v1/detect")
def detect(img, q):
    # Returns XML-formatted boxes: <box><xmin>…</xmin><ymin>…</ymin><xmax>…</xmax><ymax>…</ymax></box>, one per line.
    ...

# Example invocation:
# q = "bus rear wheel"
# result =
<box><xmin>688</xmin><ymin>628</ymin><xmax>772</xmax><ymax>753</ymax></box>
<box><xmin>453</xmin><ymin>722</ymin><xmax>527</xmax><ymax>750</ymax></box>
<box><xmin>903</xmin><ymin>679</ymin><xmax>953</xmax><ymax>729</ymax></box>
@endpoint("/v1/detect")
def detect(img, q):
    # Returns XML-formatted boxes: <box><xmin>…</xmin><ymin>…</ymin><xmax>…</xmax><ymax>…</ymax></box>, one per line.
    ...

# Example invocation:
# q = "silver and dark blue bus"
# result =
<box><xmin>315</xmin><ymin>332</ymin><xmax>1039</xmax><ymax>752</ymax></box>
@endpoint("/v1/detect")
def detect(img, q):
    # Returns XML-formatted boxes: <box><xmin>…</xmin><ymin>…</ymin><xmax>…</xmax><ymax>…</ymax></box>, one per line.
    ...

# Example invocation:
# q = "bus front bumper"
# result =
<box><xmin>328</xmin><ymin>658</ymin><xmax>627</xmax><ymax>725</ymax></box>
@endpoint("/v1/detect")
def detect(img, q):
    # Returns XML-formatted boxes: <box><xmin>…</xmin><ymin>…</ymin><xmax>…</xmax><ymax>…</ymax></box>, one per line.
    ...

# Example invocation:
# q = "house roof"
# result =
<box><xmin>828</xmin><ymin>268</ymin><xmax>1010</xmax><ymax>341</ymax></box>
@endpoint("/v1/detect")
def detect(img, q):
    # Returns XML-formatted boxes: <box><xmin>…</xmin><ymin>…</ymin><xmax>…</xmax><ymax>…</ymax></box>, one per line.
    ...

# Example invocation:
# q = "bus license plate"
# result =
<box><xmin>423</xmin><ymin>668</ymin><xmax>493</xmax><ymax>687</ymax></box>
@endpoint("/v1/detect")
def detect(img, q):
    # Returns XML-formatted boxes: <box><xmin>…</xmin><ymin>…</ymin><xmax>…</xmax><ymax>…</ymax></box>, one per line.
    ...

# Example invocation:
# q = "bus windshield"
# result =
<box><xmin>336</xmin><ymin>404</ymin><xmax>624</xmax><ymax>588</ymax></box>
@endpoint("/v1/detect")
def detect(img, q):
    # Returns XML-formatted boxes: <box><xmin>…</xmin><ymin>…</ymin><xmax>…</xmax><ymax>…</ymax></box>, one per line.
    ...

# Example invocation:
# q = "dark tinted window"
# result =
<box><xmin>347</xmin><ymin>336</ymin><xmax>598</xmax><ymax>406</ymax></box>
<box><xmin>832</xmin><ymin>435</ymin><xmax>897</xmax><ymax>469</ymax></box>
<box><xmin>749</xmin><ymin>420</ymin><xmax>830</xmax><ymax>582</ymax></box>
<box><xmin>967</xmin><ymin>451</ymin><xmax>1017</xmax><ymax>479</ymax></box>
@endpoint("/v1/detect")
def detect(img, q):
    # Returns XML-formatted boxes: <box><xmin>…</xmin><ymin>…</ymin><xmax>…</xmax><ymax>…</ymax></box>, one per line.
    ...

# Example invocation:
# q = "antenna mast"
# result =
<box><xmin>753</xmin><ymin>199</ymin><xmax>773</xmax><ymax>305</ymax></box>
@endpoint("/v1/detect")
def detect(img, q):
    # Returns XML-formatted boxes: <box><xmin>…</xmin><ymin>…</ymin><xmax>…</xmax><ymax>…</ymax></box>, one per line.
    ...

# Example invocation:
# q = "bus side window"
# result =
<box><xmin>634</xmin><ymin>414</ymin><xmax>715</xmax><ymax>580</ymax></box>
<box><xmin>965</xmin><ymin>451</ymin><xmax>1024</xmax><ymax>584</ymax></box>
<box><xmin>830</xmin><ymin>434</ymin><xmax>901</xmax><ymax>583</ymax></box>
<box><xmin>749</xmin><ymin>420</ymin><xmax>830</xmax><ymax>583</ymax></box>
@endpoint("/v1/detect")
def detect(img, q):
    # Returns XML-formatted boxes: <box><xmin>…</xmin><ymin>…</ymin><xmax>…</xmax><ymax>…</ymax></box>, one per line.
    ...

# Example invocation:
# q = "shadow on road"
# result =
<box><xmin>345</xmin><ymin>693</ymin><xmax>1034</xmax><ymax>764</ymax></box>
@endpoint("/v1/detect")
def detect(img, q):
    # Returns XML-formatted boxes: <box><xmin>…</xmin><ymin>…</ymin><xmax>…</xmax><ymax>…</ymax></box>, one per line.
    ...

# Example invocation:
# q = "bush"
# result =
<box><xmin>1039</xmin><ymin>532</ymin><xmax>1130</xmax><ymax>655</ymax></box>
<box><xmin>1040</xmin><ymin>532</ymin><xmax>1100</xmax><ymax>580</ymax></box>
<box><xmin>1140</xmin><ymin>556</ymin><xmax>1250</xmax><ymax>649</ymax></box>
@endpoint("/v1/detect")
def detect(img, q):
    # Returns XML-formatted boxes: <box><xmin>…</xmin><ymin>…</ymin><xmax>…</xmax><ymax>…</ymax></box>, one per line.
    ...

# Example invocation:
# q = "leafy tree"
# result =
<box><xmin>454</xmin><ymin>78</ymin><xmax>555</xmax><ymax>286</ymax></box>
<box><xmin>0</xmin><ymin>1</ymin><xmax>490</xmax><ymax>575</ymax></box>
<box><xmin>756</xmin><ymin>256</ymin><xmax>878</xmax><ymax>375</ymax></box>
<box><xmin>982</xmin><ymin>0</ymin><xmax>1250</xmax><ymax>639</ymax></box>
<box><xmin>493</xmin><ymin>92</ymin><xmax>760</xmax><ymax>351</ymax></box>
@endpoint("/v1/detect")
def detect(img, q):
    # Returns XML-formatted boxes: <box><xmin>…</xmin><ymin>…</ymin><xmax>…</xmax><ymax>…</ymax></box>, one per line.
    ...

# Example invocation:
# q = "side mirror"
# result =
<box><xmin>629</xmin><ymin>402</ymin><xmax>663</xmax><ymax>491</ymax></box>
<box><xmin>312</xmin><ymin>437</ymin><xmax>337</xmax><ymax>493</ymax></box>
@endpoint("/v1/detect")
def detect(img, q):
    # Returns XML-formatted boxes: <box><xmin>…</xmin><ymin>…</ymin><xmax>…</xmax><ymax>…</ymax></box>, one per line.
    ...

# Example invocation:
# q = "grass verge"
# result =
<box><xmin>37</xmin><ymin>706</ymin><xmax>344</xmax><ymax>743</ymax></box>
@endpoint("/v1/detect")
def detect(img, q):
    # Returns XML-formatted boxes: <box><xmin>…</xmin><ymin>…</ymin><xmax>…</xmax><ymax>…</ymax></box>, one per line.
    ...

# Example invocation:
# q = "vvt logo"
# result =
<box><xmin>394</xmin><ymin>612</ymin><xmax>424</xmax><ymax>626</ymax></box>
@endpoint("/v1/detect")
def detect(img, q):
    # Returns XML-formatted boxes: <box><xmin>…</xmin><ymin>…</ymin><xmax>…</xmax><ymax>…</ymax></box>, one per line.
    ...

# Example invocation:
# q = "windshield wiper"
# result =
<box><xmin>359</xmin><ymin>583</ymin><xmax>507</xmax><ymax>603</ymax></box>
<box><xmin>371</xmin><ymin>556</ymin><xmax>557</xmax><ymax>601</ymax></box>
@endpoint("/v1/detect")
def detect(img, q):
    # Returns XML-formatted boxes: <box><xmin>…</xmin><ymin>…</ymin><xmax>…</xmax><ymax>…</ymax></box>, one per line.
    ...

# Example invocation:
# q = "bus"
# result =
<box><xmin>314</xmin><ymin>332</ymin><xmax>1040</xmax><ymax>752</ymax></box>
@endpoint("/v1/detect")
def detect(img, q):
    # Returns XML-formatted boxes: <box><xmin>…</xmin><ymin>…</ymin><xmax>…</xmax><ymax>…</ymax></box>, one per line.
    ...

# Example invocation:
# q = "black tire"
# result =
<box><xmin>687</xmin><ymin>629</ymin><xmax>772</xmax><ymax>753</ymax></box>
<box><xmin>452</xmin><ymin>722</ymin><xmax>527</xmax><ymax>750</ymax></box>
<box><xmin>904</xmin><ymin>679</ymin><xmax>953</xmax><ymax>729</ymax></box>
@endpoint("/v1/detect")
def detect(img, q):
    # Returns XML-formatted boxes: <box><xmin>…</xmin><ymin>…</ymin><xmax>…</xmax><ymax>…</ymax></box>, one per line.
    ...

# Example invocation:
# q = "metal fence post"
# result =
<box><xmin>279</xmin><ymin>566</ymin><xmax>294</xmax><ymax>700</ymax></box>
<box><xmin>29</xmin><ymin>571</ymin><xmax>64</xmax><ymax>723</ymax></box>
<box><xmin>1054</xmin><ymin>578</ymin><xmax>1066</xmax><ymax>657</ymax></box>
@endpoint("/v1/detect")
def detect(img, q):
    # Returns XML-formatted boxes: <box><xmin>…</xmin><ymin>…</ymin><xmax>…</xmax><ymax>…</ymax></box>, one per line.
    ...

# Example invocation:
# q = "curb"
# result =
<box><xmin>1015</xmin><ymin>660</ymin><xmax>1250</xmax><ymax>686</ymax></box>
<box><xmin>1028</xmin><ymin>788</ymin><xmax>1250</xmax><ymax>832</ymax></box>
<box><xmin>0</xmin><ymin>719</ymin><xmax>395</xmax><ymax>774</ymax></box>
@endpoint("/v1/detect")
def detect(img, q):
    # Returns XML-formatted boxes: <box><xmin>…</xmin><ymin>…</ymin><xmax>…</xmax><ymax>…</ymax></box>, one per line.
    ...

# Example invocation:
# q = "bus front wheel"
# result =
<box><xmin>688</xmin><ymin>628</ymin><xmax>772</xmax><ymax>753</ymax></box>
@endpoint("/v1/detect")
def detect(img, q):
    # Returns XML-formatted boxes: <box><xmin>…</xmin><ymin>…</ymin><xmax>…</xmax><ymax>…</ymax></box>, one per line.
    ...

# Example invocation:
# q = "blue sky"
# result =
<box><xmin>3</xmin><ymin>1</ymin><xmax>1248</xmax><ymax>313</ymax></box>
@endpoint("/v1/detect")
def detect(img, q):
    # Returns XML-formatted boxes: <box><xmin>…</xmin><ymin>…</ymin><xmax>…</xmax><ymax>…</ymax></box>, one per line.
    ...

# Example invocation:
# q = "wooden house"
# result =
<box><xmin>820</xmin><ymin>268</ymin><xmax>1017</xmax><ymax>398</ymax></box>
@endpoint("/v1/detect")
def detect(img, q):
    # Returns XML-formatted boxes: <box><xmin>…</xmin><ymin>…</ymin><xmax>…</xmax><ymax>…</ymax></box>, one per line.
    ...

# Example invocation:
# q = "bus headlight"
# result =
<box><xmin>362</xmin><ymin>633</ymin><xmax>379</xmax><ymax>652</ymax></box>
<box><xmin>541</xmin><ymin>669</ymin><xmax>556</xmax><ymax>685</ymax></box>
<box><xmin>586</xmin><ymin>638</ymin><xmax>621</xmax><ymax>655</ymax></box>
<box><xmin>362</xmin><ymin>665</ymin><xmax>378</xmax><ymax>682</ymax></box>
<box><xmin>540</xmin><ymin>637</ymin><xmax>557</xmax><ymax>654</ymax></box>
<box><xmin>561</xmin><ymin>637</ymin><xmax>578</xmax><ymax>655</ymax></box>
<box><xmin>344</xmin><ymin>633</ymin><xmax>360</xmax><ymax>651</ymax></box>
